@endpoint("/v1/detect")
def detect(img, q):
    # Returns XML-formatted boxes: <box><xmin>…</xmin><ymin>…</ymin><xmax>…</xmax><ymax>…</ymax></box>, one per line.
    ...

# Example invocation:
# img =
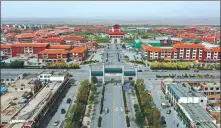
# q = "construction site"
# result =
<box><xmin>1</xmin><ymin>76</ymin><xmax>40</xmax><ymax>126</ymax></box>
<box><xmin>8</xmin><ymin>75</ymin><xmax>69</xmax><ymax>128</ymax></box>
<box><xmin>0</xmin><ymin>71</ymin><xmax>70</xmax><ymax>128</ymax></box>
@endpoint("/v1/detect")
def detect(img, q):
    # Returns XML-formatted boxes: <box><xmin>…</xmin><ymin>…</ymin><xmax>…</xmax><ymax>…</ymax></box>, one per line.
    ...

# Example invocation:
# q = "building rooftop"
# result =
<box><xmin>38</xmin><ymin>49</ymin><xmax>69</xmax><ymax>54</ymax></box>
<box><xmin>12</xmin><ymin>43</ymin><xmax>48</xmax><ymax>47</ymax></box>
<box><xmin>70</xmin><ymin>46</ymin><xmax>87</xmax><ymax>53</ymax></box>
<box><xmin>1</xmin><ymin>73</ymin><xmax>22</xmax><ymax>79</ymax></box>
<box><xmin>168</xmin><ymin>83</ymin><xmax>206</xmax><ymax>99</ymax></box>
<box><xmin>200</xmin><ymin>82</ymin><xmax>220</xmax><ymax>88</ymax></box>
<box><xmin>179</xmin><ymin>103</ymin><xmax>216</xmax><ymax>126</ymax></box>
<box><xmin>197</xmin><ymin>122</ymin><xmax>218</xmax><ymax>128</ymax></box>
<box><xmin>201</xmin><ymin>42</ymin><xmax>219</xmax><ymax>48</ymax></box>
<box><xmin>1</xmin><ymin>77</ymin><xmax>38</xmax><ymax>124</ymax></box>
<box><xmin>11</xmin><ymin>81</ymin><xmax>62</xmax><ymax>125</ymax></box>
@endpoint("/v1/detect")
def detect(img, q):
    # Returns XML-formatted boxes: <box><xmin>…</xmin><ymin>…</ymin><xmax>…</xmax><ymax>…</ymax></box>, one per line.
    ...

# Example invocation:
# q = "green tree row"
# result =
<box><xmin>1</xmin><ymin>61</ymin><xmax>24</xmax><ymax>68</ymax></box>
<box><xmin>71</xmin><ymin>80</ymin><xmax>91</xmax><ymax>128</ymax></box>
<box><xmin>48</xmin><ymin>62</ymin><xmax>80</xmax><ymax>69</ymax></box>
<box><xmin>134</xmin><ymin>79</ymin><xmax>161</xmax><ymax>128</ymax></box>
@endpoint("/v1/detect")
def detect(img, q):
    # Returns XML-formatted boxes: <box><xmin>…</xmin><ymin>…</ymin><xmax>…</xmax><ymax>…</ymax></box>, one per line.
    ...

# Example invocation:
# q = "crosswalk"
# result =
<box><xmin>114</xmin><ymin>85</ymin><xmax>122</xmax><ymax>87</ymax></box>
<box><xmin>115</xmin><ymin>107</ymin><xmax>124</xmax><ymax>112</ymax></box>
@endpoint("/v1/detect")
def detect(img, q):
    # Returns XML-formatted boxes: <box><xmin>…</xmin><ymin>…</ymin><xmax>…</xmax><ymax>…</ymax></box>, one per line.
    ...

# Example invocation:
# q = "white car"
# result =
<box><xmin>53</xmin><ymin>120</ymin><xmax>60</xmax><ymax>126</ymax></box>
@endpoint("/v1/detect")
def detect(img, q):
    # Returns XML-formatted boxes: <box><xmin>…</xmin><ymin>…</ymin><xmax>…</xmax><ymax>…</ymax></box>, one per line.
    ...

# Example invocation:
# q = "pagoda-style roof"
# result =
<box><xmin>113</xmin><ymin>24</ymin><xmax>121</xmax><ymax>29</ymax></box>
<box><xmin>106</xmin><ymin>30</ymin><xmax>125</xmax><ymax>35</ymax></box>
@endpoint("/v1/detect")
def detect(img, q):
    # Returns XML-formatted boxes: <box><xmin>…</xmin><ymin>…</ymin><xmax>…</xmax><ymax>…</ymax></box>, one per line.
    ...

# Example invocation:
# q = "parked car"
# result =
<box><xmin>166</xmin><ymin>109</ymin><xmax>171</xmax><ymax>114</ymax></box>
<box><xmin>61</xmin><ymin>108</ymin><xmax>66</xmax><ymax>114</ymax></box>
<box><xmin>53</xmin><ymin>120</ymin><xmax>60</xmax><ymax>126</ymax></box>
<box><xmin>160</xmin><ymin>116</ymin><xmax>166</xmax><ymax>125</ymax></box>
<box><xmin>194</xmin><ymin>70</ymin><xmax>199</xmax><ymax>72</ymax></box>
<box><xmin>104</xmin><ymin>107</ymin><xmax>109</xmax><ymax>114</ymax></box>
<box><xmin>161</xmin><ymin>103</ymin><xmax>170</xmax><ymax>109</ymax></box>
<box><xmin>66</xmin><ymin>98</ymin><xmax>71</xmax><ymax>104</ymax></box>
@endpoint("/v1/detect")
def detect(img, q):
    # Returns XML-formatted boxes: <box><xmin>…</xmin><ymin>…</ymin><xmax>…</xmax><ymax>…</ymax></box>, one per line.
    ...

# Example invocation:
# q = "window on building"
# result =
<box><xmin>6</xmin><ymin>79</ymin><xmax>9</xmax><ymax>81</ymax></box>
<box><xmin>21</xmin><ymin>88</ymin><xmax>23</xmax><ymax>90</ymax></box>
<box><xmin>211</xmin><ymin>92</ymin><xmax>214</xmax><ymax>95</ymax></box>
<box><xmin>216</xmin><ymin>87</ymin><xmax>219</xmax><ymax>90</ymax></box>
<box><xmin>201</xmin><ymin>100</ymin><xmax>203</xmax><ymax>102</ymax></box>
<box><xmin>210</xmin><ymin>87</ymin><xmax>213</xmax><ymax>90</ymax></box>
<box><xmin>205</xmin><ymin>87</ymin><xmax>208</xmax><ymax>90</ymax></box>
<box><xmin>11</xmin><ymin>79</ymin><xmax>14</xmax><ymax>81</ymax></box>
<box><xmin>1</xmin><ymin>79</ymin><xmax>4</xmax><ymax>82</ymax></box>
<box><xmin>204</xmin><ymin>92</ymin><xmax>207</xmax><ymax>95</ymax></box>
<box><xmin>217</xmin><ymin>92</ymin><xmax>220</xmax><ymax>94</ymax></box>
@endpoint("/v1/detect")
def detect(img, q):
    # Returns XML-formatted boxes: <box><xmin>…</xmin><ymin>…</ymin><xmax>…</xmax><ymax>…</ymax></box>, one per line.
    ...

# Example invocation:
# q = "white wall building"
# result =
<box><xmin>1</xmin><ymin>73</ymin><xmax>24</xmax><ymax>86</ymax></box>
<box><xmin>38</xmin><ymin>71</ymin><xmax>69</xmax><ymax>83</ymax></box>
<box><xmin>166</xmin><ymin>83</ymin><xmax>208</xmax><ymax>109</ymax></box>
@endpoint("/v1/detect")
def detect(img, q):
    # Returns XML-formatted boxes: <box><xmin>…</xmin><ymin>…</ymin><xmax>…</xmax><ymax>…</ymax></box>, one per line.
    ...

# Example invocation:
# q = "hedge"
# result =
<box><xmin>98</xmin><ymin>116</ymin><xmax>102</xmax><ymax>127</ymax></box>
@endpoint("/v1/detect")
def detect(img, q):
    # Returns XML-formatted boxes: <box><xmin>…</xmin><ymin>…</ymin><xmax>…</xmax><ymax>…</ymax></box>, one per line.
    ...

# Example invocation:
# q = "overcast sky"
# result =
<box><xmin>1</xmin><ymin>1</ymin><xmax>220</xmax><ymax>19</ymax></box>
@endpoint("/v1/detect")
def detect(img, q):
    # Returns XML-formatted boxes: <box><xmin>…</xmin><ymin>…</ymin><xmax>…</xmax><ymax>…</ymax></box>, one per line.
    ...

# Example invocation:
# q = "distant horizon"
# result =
<box><xmin>1</xmin><ymin>1</ymin><xmax>220</xmax><ymax>25</ymax></box>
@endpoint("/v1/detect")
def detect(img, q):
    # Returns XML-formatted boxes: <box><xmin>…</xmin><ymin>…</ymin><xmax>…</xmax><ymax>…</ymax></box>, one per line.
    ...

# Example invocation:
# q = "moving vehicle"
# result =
<box><xmin>161</xmin><ymin>103</ymin><xmax>170</xmax><ymax>109</ymax></box>
<box><xmin>53</xmin><ymin>120</ymin><xmax>60</xmax><ymax>126</ymax></box>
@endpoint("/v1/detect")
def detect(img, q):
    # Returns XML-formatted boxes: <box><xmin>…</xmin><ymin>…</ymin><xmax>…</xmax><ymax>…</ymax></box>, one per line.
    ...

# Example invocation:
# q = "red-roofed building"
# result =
<box><xmin>69</xmin><ymin>46</ymin><xmax>88</xmax><ymax>62</ymax></box>
<box><xmin>11</xmin><ymin>43</ymin><xmax>48</xmax><ymax>57</ymax></box>
<box><xmin>106</xmin><ymin>24</ymin><xmax>125</xmax><ymax>41</ymax></box>
<box><xmin>141</xmin><ymin>42</ymin><xmax>220</xmax><ymax>62</ymax></box>
<box><xmin>0</xmin><ymin>44</ymin><xmax>12</xmax><ymax>57</ymax></box>
<box><xmin>46</xmin><ymin>37</ymin><xmax>66</xmax><ymax>45</ymax></box>
<box><xmin>15</xmin><ymin>33</ymin><xmax>36</xmax><ymax>43</ymax></box>
<box><xmin>48</xmin><ymin>45</ymin><xmax>72</xmax><ymax>50</ymax></box>
<box><xmin>5</xmin><ymin>32</ymin><xmax>16</xmax><ymax>41</ymax></box>
<box><xmin>38</xmin><ymin>49</ymin><xmax>69</xmax><ymax>63</ymax></box>
<box><xmin>199</xmin><ymin>36</ymin><xmax>216</xmax><ymax>43</ymax></box>
<box><xmin>62</xmin><ymin>36</ymin><xmax>86</xmax><ymax>45</ymax></box>
<box><xmin>21</xmin><ymin>30</ymin><xmax>33</xmax><ymax>33</ymax></box>
<box><xmin>203</xmin><ymin>47</ymin><xmax>220</xmax><ymax>62</ymax></box>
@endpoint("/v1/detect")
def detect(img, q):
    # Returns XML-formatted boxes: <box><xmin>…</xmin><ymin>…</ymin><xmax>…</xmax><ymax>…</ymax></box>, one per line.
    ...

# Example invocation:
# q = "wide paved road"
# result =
<box><xmin>46</xmin><ymin>79</ymin><xmax>80</xmax><ymax>128</ymax></box>
<box><xmin>102</xmin><ymin>83</ymin><xmax>126</xmax><ymax>128</ymax></box>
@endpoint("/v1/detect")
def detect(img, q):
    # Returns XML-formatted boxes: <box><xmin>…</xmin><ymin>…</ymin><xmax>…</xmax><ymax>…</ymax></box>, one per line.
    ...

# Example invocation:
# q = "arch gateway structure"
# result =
<box><xmin>89</xmin><ymin>63</ymin><xmax>137</xmax><ymax>84</ymax></box>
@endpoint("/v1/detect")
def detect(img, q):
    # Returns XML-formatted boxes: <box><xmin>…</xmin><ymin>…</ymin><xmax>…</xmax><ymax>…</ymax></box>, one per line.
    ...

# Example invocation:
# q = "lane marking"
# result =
<box><xmin>112</xmin><ymin>84</ymin><xmax>115</xmax><ymax>128</ymax></box>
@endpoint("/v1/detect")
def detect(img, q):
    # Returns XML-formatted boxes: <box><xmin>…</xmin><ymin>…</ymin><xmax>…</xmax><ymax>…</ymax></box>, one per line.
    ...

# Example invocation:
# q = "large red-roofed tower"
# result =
<box><xmin>106</xmin><ymin>24</ymin><xmax>125</xmax><ymax>43</ymax></box>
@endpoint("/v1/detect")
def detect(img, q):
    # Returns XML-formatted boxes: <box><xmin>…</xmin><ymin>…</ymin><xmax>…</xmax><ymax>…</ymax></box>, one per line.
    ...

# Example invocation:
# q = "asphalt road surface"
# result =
<box><xmin>104</xmin><ymin>43</ymin><xmax>123</xmax><ymax>65</ymax></box>
<box><xmin>46</xmin><ymin>79</ymin><xmax>80</xmax><ymax>128</ymax></box>
<box><xmin>102</xmin><ymin>83</ymin><xmax>127</xmax><ymax>128</ymax></box>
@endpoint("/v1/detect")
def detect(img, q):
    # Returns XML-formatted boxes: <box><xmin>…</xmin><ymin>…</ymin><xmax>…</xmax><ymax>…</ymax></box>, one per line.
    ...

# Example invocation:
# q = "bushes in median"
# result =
<box><xmin>126</xmin><ymin>115</ymin><xmax>130</xmax><ymax>127</ymax></box>
<box><xmin>129</xmin><ymin>60</ymin><xmax>145</xmax><ymax>65</ymax></box>
<box><xmin>122</xmin><ymin>86</ymin><xmax>128</xmax><ymax>114</ymax></box>
<box><xmin>100</xmin><ymin>86</ymin><xmax>105</xmax><ymax>114</ymax></box>
<box><xmin>98</xmin><ymin>116</ymin><xmax>102</xmax><ymax>127</ymax></box>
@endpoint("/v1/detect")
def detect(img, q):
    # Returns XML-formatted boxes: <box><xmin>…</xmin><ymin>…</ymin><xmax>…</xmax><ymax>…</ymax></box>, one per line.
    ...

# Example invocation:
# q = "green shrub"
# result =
<box><xmin>98</xmin><ymin>116</ymin><xmax>102</xmax><ymax>127</ymax></box>
<box><xmin>126</xmin><ymin>115</ymin><xmax>130</xmax><ymax>127</ymax></box>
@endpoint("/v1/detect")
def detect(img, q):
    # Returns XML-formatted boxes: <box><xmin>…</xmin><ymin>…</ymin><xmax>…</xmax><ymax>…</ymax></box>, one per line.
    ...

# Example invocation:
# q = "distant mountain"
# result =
<box><xmin>1</xmin><ymin>17</ymin><xmax>220</xmax><ymax>25</ymax></box>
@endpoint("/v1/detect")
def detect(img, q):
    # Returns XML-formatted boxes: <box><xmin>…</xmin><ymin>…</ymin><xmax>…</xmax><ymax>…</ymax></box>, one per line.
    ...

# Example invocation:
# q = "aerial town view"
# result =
<box><xmin>0</xmin><ymin>1</ymin><xmax>220</xmax><ymax>128</ymax></box>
